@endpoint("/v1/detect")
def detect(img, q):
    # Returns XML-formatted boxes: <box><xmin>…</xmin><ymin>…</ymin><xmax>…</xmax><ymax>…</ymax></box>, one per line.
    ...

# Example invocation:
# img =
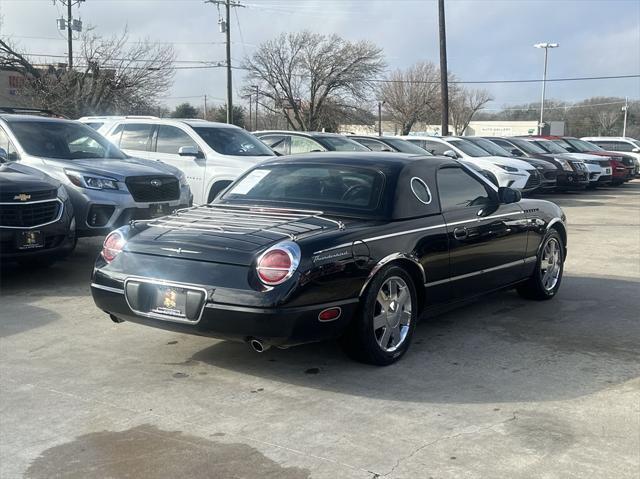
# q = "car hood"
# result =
<box><xmin>516</xmin><ymin>156</ymin><xmax>556</xmax><ymax>170</ymax></box>
<box><xmin>0</xmin><ymin>162</ymin><xmax>60</xmax><ymax>194</ymax></box>
<box><xmin>556</xmin><ymin>152</ymin><xmax>605</xmax><ymax>162</ymax></box>
<box><xmin>42</xmin><ymin>156</ymin><xmax>180</xmax><ymax>180</ymax></box>
<box><xmin>476</xmin><ymin>155</ymin><xmax>536</xmax><ymax>171</ymax></box>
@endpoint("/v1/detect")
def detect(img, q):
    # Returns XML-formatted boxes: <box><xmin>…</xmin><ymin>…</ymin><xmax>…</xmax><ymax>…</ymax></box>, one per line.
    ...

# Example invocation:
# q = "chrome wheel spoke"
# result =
<box><xmin>539</xmin><ymin>238</ymin><xmax>561</xmax><ymax>291</ymax></box>
<box><xmin>373</xmin><ymin>276</ymin><xmax>413</xmax><ymax>353</ymax></box>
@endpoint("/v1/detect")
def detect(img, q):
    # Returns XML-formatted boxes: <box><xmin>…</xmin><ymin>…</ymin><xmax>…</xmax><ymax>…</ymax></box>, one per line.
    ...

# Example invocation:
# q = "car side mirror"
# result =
<box><xmin>443</xmin><ymin>150</ymin><xmax>458</xmax><ymax>159</ymax></box>
<box><xmin>632</xmin><ymin>147</ymin><xmax>640</xmax><ymax>153</ymax></box>
<box><xmin>498</xmin><ymin>186</ymin><xmax>521</xmax><ymax>204</ymax></box>
<box><xmin>178</xmin><ymin>146</ymin><xmax>202</xmax><ymax>158</ymax></box>
<box><xmin>565</xmin><ymin>146</ymin><xmax>576</xmax><ymax>153</ymax></box>
<box><xmin>0</xmin><ymin>147</ymin><xmax>7</xmax><ymax>163</ymax></box>
<box><xmin>510</xmin><ymin>149</ymin><xmax>521</xmax><ymax>156</ymax></box>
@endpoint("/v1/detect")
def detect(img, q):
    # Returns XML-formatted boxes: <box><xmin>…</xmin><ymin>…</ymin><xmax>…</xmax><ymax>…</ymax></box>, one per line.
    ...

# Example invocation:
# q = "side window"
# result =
<box><xmin>437</xmin><ymin>167</ymin><xmax>492</xmax><ymax>211</ymax></box>
<box><xmin>614</xmin><ymin>142</ymin><xmax>633</xmax><ymax>152</ymax></box>
<box><xmin>0</xmin><ymin>127</ymin><xmax>20</xmax><ymax>161</ymax></box>
<box><xmin>156</xmin><ymin>126</ymin><xmax>199</xmax><ymax>154</ymax></box>
<box><xmin>423</xmin><ymin>140</ymin><xmax>450</xmax><ymax>156</ymax></box>
<box><xmin>119</xmin><ymin>124</ymin><xmax>153</xmax><ymax>151</ymax></box>
<box><xmin>493</xmin><ymin>139</ymin><xmax>521</xmax><ymax>155</ymax></box>
<box><xmin>356</xmin><ymin>138</ymin><xmax>389</xmax><ymax>151</ymax></box>
<box><xmin>405</xmin><ymin>139</ymin><xmax>425</xmax><ymax>149</ymax></box>
<box><xmin>260</xmin><ymin>135</ymin><xmax>289</xmax><ymax>155</ymax></box>
<box><xmin>290</xmin><ymin>136</ymin><xmax>324</xmax><ymax>154</ymax></box>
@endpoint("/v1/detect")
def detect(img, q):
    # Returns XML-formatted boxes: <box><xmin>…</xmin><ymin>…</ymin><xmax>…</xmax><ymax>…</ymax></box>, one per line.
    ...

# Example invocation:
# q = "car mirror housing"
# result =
<box><xmin>498</xmin><ymin>186</ymin><xmax>521</xmax><ymax>204</ymax></box>
<box><xmin>178</xmin><ymin>146</ymin><xmax>202</xmax><ymax>158</ymax></box>
<box><xmin>0</xmin><ymin>147</ymin><xmax>8</xmax><ymax>163</ymax></box>
<box><xmin>443</xmin><ymin>150</ymin><xmax>458</xmax><ymax>159</ymax></box>
<box><xmin>632</xmin><ymin>147</ymin><xmax>640</xmax><ymax>153</ymax></box>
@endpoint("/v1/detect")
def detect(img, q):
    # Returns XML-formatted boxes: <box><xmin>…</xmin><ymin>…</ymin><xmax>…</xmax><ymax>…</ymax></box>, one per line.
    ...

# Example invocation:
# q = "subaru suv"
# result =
<box><xmin>99</xmin><ymin>119</ymin><xmax>276</xmax><ymax>204</ymax></box>
<box><xmin>0</xmin><ymin>114</ymin><xmax>191</xmax><ymax>237</ymax></box>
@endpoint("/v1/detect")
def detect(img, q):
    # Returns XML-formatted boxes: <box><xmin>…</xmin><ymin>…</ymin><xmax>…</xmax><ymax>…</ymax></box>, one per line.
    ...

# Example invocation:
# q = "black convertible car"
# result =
<box><xmin>91</xmin><ymin>153</ymin><xmax>567</xmax><ymax>365</ymax></box>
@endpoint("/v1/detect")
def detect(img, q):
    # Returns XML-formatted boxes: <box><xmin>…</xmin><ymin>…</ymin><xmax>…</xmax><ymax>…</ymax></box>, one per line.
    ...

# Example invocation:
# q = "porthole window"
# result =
<box><xmin>410</xmin><ymin>177</ymin><xmax>432</xmax><ymax>204</ymax></box>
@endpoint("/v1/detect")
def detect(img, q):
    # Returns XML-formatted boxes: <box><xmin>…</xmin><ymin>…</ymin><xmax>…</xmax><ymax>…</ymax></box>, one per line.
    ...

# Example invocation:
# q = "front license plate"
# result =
<box><xmin>150</xmin><ymin>285</ymin><xmax>189</xmax><ymax>318</ymax></box>
<box><xmin>603</xmin><ymin>167</ymin><xmax>612</xmax><ymax>175</ymax></box>
<box><xmin>149</xmin><ymin>203</ymin><xmax>170</xmax><ymax>218</ymax></box>
<box><xmin>17</xmin><ymin>230</ymin><xmax>44</xmax><ymax>250</ymax></box>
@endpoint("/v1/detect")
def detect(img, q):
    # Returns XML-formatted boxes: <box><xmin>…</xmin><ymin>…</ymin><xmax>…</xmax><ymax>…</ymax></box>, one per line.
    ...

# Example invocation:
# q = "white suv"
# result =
<box><xmin>97</xmin><ymin>119</ymin><xmax>276</xmax><ymax>204</ymax></box>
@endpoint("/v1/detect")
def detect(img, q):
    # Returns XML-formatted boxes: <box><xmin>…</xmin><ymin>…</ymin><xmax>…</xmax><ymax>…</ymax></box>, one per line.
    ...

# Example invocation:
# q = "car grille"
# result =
<box><xmin>524</xmin><ymin>170</ymin><xmax>541</xmax><ymax>189</ymax></box>
<box><xmin>0</xmin><ymin>188</ymin><xmax>57</xmax><ymax>202</ymax></box>
<box><xmin>0</xmin><ymin>200</ymin><xmax>61</xmax><ymax>227</ymax></box>
<box><xmin>543</xmin><ymin>170</ymin><xmax>558</xmax><ymax>180</ymax></box>
<box><xmin>571</xmin><ymin>161</ymin><xmax>587</xmax><ymax>172</ymax></box>
<box><xmin>125</xmin><ymin>176</ymin><xmax>180</xmax><ymax>203</ymax></box>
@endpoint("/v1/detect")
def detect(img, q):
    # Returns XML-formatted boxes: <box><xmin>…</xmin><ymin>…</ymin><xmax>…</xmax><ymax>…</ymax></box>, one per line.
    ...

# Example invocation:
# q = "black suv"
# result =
<box><xmin>254</xmin><ymin>131</ymin><xmax>370</xmax><ymax>155</ymax></box>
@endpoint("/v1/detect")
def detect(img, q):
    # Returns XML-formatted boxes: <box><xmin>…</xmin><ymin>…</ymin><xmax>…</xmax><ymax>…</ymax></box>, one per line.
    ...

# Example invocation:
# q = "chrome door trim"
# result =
<box><xmin>359</xmin><ymin>252</ymin><xmax>426</xmax><ymax>296</ymax></box>
<box><xmin>425</xmin><ymin>256</ymin><xmax>536</xmax><ymax>287</ymax></box>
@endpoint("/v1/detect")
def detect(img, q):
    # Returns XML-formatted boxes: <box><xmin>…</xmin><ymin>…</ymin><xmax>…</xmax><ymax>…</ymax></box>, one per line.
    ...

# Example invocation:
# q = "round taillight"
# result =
<box><xmin>101</xmin><ymin>231</ymin><xmax>126</xmax><ymax>263</ymax></box>
<box><xmin>257</xmin><ymin>249</ymin><xmax>292</xmax><ymax>285</ymax></box>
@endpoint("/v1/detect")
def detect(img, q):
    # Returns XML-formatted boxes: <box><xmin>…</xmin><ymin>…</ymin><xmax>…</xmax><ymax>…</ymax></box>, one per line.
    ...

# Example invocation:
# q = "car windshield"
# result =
<box><xmin>533</xmin><ymin>140</ymin><xmax>568</xmax><ymax>154</ymax></box>
<box><xmin>192</xmin><ymin>126</ymin><xmax>274</xmax><ymax>156</ymax></box>
<box><xmin>466</xmin><ymin>137</ymin><xmax>510</xmax><ymax>156</ymax></box>
<box><xmin>509</xmin><ymin>138</ymin><xmax>547</xmax><ymax>154</ymax></box>
<box><xmin>447</xmin><ymin>138</ymin><xmax>490</xmax><ymax>157</ymax></box>
<box><xmin>222</xmin><ymin>164</ymin><xmax>384</xmax><ymax>213</ymax></box>
<box><xmin>563</xmin><ymin>138</ymin><xmax>603</xmax><ymax>152</ymax></box>
<box><xmin>382</xmin><ymin>138</ymin><xmax>432</xmax><ymax>154</ymax></box>
<box><xmin>316</xmin><ymin>136</ymin><xmax>371</xmax><ymax>151</ymax></box>
<box><xmin>630</xmin><ymin>139</ymin><xmax>640</xmax><ymax>148</ymax></box>
<box><xmin>8</xmin><ymin>120</ymin><xmax>127</xmax><ymax>160</ymax></box>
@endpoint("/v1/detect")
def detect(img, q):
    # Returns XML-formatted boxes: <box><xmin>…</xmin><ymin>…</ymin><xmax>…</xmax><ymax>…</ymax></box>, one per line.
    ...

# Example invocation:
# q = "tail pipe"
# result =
<box><xmin>248</xmin><ymin>338</ymin><xmax>271</xmax><ymax>353</ymax></box>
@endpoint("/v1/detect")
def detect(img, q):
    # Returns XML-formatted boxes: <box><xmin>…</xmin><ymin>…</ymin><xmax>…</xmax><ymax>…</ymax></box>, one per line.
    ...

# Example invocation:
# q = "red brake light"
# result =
<box><xmin>101</xmin><ymin>231</ymin><xmax>126</xmax><ymax>263</ymax></box>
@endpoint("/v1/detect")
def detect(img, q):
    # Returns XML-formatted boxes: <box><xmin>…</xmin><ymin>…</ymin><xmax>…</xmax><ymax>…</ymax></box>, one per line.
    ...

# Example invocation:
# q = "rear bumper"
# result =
<box><xmin>91</xmin><ymin>282</ymin><xmax>358</xmax><ymax>347</ymax></box>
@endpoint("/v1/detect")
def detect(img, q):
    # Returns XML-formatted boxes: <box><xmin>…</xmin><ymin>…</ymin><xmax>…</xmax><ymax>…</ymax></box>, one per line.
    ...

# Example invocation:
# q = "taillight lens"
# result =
<box><xmin>101</xmin><ymin>230</ymin><xmax>126</xmax><ymax>263</ymax></box>
<box><xmin>256</xmin><ymin>242</ymin><xmax>300</xmax><ymax>286</ymax></box>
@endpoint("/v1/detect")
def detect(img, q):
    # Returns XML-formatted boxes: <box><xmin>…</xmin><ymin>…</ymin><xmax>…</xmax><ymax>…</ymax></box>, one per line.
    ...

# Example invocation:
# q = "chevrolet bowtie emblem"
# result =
<box><xmin>14</xmin><ymin>193</ymin><xmax>31</xmax><ymax>201</ymax></box>
<box><xmin>161</xmin><ymin>247</ymin><xmax>201</xmax><ymax>254</ymax></box>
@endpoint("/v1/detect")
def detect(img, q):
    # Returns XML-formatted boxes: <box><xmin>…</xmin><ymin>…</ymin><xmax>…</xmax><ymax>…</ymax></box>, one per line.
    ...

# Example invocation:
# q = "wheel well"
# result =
<box><xmin>549</xmin><ymin>222</ymin><xmax>567</xmax><ymax>249</ymax></box>
<box><xmin>207</xmin><ymin>181</ymin><xmax>232</xmax><ymax>203</ymax></box>
<box><xmin>373</xmin><ymin>259</ymin><xmax>426</xmax><ymax>314</ymax></box>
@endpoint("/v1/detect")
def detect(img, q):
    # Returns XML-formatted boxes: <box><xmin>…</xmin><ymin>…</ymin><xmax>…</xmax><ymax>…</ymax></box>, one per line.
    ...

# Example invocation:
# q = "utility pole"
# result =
<box><xmin>253</xmin><ymin>85</ymin><xmax>259</xmax><ymax>131</ymax></box>
<box><xmin>622</xmin><ymin>97</ymin><xmax>628</xmax><ymax>137</ymax></box>
<box><xmin>54</xmin><ymin>0</ymin><xmax>85</xmax><ymax>69</ymax></box>
<box><xmin>205</xmin><ymin>0</ymin><xmax>244</xmax><ymax>125</ymax></box>
<box><xmin>437</xmin><ymin>0</ymin><xmax>449</xmax><ymax>136</ymax></box>
<box><xmin>378</xmin><ymin>101</ymin><xmax>383</xmax><ymax>136</ymax></box>
<box><xmin>203</xmin><ymin>94</ymin><xmax>208</xmax><ymax>120</ymax></box>
<box><xmin>534</xmin><ymin>42</ymin><xmax>559</xmax><ymax>135</ymax></box>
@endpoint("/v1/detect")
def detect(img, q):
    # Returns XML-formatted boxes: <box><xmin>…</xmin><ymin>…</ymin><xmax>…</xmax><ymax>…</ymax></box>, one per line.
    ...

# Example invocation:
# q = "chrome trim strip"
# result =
<box><xmin>359</xmin><ymin>252</ymin><xmax>427</xmax><ymax>296</ymax></box>
<box><xmin>410</xmin><ymin>177</ymin><xmax>432</xmax><ymax>205</ymax></box>
<box><xmin>546</xmin><ymin>217</ymin><xmax>565</xmax><ymax>231</ymax></box>
<box><xmin>90</xmin><ymin>283</ymin><xmax>124</xmax><ymax>294</ymax></box>
<box><xmin>0</xmin><ymin>199</ymin><xmax>64</xmax><ymax>230</ymax></box>
<box><xmin>314</xmin><ymin>212</ymin><xmax>522</xmax><ymax>255</ymax></box>
<box><xmin>0</xmin><ymin>198</ymin><xmax>60</xmax><ymax>205</ymax></box>
<box><xmin>123</xmin><ymin>276</ymin><xmax>209</xmax><ymax>325</ymax></box>
<box><xmin>205</xmin><ymin>297</ymin><xmax>359</xmax><ymax>314</ymax></box>
<box><xmin>425</xmin><ymin>257</ymin><xmax>535</xmax><ymax>287</ymax></box>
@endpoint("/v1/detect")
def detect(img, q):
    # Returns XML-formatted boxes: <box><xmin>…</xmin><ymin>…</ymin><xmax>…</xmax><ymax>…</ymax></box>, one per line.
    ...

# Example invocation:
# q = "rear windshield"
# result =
<box><xmin>316</xmin><ymin>136</ymin><xmax>370</xmax><ymax>152</ymax></box>
<box><xmin>7</xmin><ymin>120</ymin><xmax>126</xmax><ymax>160</ymax></box>
<box><xmin>192</xmin><ymin>126</ymin><xmax>274</xmax><ymax>156</ymax></box>
<box><xmin>222</xmin><ymin>164</ymin><xmax>384</xmax><ymax>213</ymax></box>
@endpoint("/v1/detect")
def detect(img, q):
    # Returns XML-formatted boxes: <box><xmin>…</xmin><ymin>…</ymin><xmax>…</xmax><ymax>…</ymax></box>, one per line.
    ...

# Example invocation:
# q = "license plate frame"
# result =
<box><xmin>16</xmin><ymin>230</ymin><xmax>44</xmax><ymax>250</ymax></box>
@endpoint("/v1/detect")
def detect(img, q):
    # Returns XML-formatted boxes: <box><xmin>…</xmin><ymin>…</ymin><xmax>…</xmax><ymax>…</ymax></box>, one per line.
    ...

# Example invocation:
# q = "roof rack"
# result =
<box><xmin>134</xmin><ymin>203</ymin><xmax>344</xmax><ymax>240</ymax></box>
<box><xmin>0</xmin><ymin>106</ymin><xmax>67</xmax><ymax>118</ymax></box>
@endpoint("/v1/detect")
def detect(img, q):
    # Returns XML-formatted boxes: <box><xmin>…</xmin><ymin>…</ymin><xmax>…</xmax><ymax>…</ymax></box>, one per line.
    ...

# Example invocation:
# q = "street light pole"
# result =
<box><xmin>438</xmin><ymin>0</ymin><xmax>450</xmax><ymax>136</ymax></box>
<box><xmin>378</xmin><ymin>101</ymin><xmax>383</xmax><ymax>136</ymax></box>
<box><xmin>534</xmin><ymin>42</ymin><xmax>559</xmax><ymax>135</ymax></box>
<box><xmin>622</xmin><ymin>97</ymin><xmax>628</xmax><ymax>137</ymax></box>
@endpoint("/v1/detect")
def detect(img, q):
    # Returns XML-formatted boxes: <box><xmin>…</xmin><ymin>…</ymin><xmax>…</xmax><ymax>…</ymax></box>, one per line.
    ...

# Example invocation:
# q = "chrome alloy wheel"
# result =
<box><xmin>540</xmin><ymin>238</ymin><xmax>562</xmax><ymax>291</ymax></box>
<box><xmin>373</xmin><ymin>276</ymin><xmax>412</xmax><ymax>352</ymax></box>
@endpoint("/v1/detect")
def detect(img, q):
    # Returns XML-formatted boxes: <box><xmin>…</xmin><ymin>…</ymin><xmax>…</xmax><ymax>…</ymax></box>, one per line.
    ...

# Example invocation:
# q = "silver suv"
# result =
<box><xmin>0</xmin><ymin>114</ymin><xmax>192</xmax><ymax>237</ymax></box>
<box><xmin>96</xmin><ymin>118</ymin><xmax>276</xmax><ymax>204</ymax></box>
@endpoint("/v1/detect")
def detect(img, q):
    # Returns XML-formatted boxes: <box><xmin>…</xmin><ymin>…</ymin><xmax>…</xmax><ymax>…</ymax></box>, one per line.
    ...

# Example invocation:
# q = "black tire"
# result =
<box><xmin>342</xmin><ymin>265</ymin><xmax>418</xmax><ymax>366</ymax></box>
<box><xmin>517</xmin><ymin>229</ymin><xmax>565</xmax><ymax>301</ymax></box>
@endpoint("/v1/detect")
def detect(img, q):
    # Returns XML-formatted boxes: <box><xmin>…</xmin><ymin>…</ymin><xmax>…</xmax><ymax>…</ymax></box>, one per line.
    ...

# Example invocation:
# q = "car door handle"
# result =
<box><xmin>453</xmin><ymin>227</ymin><xmax>468</xmax><ymax>239</ymax></box>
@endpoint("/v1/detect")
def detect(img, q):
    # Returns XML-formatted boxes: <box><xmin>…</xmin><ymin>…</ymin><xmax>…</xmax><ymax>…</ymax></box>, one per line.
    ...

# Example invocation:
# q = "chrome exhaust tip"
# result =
<box><xmin>249</xmin><ymin>338</ymin><xmax>270</xmax><ymax>353</ymax></box>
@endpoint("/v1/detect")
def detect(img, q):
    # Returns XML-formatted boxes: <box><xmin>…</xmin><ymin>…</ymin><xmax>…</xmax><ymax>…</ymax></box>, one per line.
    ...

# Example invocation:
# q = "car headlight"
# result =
<box><xmin>556</xmin><ymin>159</ymin><xmax>573</xmax><ymax>171</ymax></box>
<box><xmin>56</xmin><ymin>184</ymin><xmax>69</xmax><ymax>200</ymax></box>
<box><xmin>497</xmin><ymin>164</ymin><xmax>519</xmax><ymax>173</ymax></box>
<box><xmin>65</xmin><ymin>170</ymin><xmax>119</xmax><ymax>190</ymax></box>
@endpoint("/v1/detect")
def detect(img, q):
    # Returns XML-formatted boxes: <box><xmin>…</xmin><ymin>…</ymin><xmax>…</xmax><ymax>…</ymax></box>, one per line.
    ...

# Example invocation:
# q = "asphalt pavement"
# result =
<box><xmin>1</xmin><ymin>181</ymin><xmax>639</xmax><ymax>479</ymax></box>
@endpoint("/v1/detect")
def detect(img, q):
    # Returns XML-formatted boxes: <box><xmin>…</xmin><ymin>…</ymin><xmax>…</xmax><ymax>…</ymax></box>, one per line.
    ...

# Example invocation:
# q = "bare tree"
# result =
<box><xmin>595</xmin><ymin>110</ymin><xmax>620</xmax><ymax>135</ymax></box>
<box><xmin>449</xmin><ymin>84</ymin><xmax>493</xmax><ymax>134</ymax></box>
<box><xmin>0</xmin><ymin>29</ymin><xmax>175</xmax><ymax>117</ymax></box>
<box><xmin>379</xmin><ymin>61</ymin><xmax>439</xmax><ymax>135</ymax></box>
<box><xmin>243</xmin><ymin>31</ymin><xmax>384</xmax><ymax>131</ymax></box>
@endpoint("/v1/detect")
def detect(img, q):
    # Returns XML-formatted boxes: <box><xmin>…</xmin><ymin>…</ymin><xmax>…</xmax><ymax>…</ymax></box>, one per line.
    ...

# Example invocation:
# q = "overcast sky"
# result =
<box><xmin>1</xmin><ymin>0</ymin><xmax>639</xmax><ymax>111</ymax></box>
